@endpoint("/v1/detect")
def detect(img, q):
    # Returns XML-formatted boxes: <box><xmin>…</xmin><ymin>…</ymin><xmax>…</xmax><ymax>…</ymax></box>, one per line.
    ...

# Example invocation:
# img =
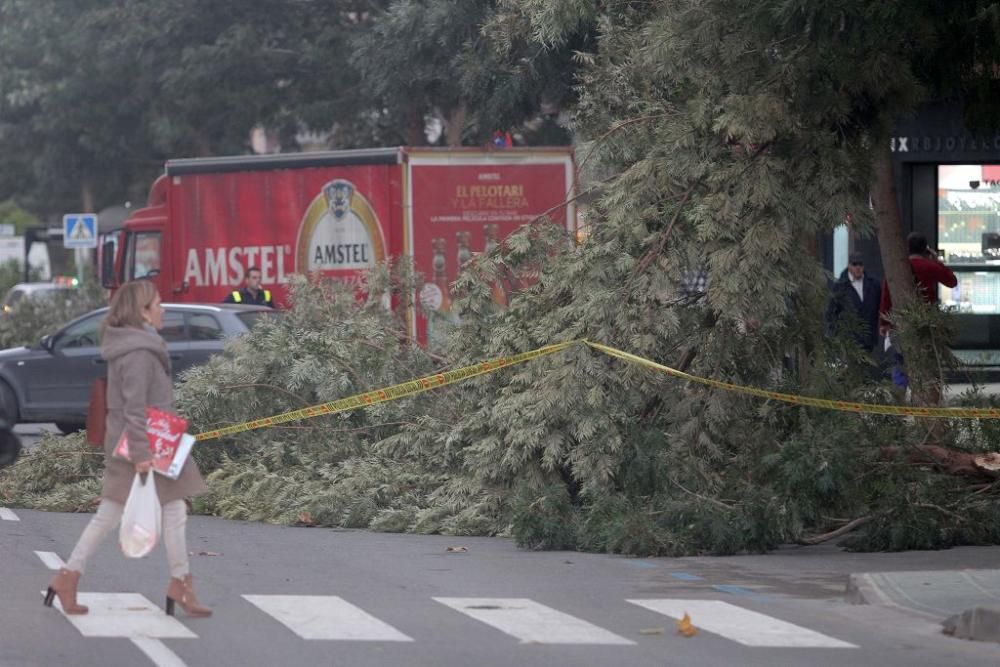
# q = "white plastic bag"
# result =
<box><xmin>119</xmin><ymin>472</ymin><xmax>161</xmax><ymax>558</ymax></box>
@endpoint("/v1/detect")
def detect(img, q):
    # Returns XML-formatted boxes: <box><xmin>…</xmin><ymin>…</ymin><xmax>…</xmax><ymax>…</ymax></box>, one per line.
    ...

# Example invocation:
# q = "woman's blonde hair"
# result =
<box><xmin>104</xmin><ymin>280</ymin><xmax>158</xmax><ymax>330</ymax></box>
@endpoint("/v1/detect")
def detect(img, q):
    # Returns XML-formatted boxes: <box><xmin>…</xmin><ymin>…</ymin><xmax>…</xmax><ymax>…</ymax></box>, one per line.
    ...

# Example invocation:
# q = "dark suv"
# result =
<box><xmin>0</xmin><ymin>303</ymin><xmax>277</xmax><ymax>432</ymax></box>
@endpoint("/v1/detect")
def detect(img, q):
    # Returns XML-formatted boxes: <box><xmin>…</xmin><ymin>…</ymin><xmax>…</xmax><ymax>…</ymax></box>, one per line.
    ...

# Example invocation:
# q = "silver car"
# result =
<box><xmin>0</xmin><ymin>303</ymin><xmax>277</xmax><ymax>433</ymax></box>
<box><xmin>1</xmin><ymin>281</ymin><xmax>74</xmax><ymax>314</ymax></box>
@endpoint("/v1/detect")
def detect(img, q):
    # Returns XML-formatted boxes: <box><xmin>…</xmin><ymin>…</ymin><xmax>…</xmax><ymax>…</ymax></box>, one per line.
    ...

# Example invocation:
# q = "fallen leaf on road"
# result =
<box><xmin>639</xmin><ymin>627</ymin><xmax>665</xmax><ymax>635</ymax></box>
<box><xmin>197</xmin><ymin>551</ymin><xmax>221</xmax><ymax>557</ymax></box>
<box><xmin>677</xmin><ymin>612</ymin><xmax>697</xmax><ymax>637</ymax></box>
<box><xmin>445</xmin><ymin>546</ymin><xmax>468</xmax><ymax>553</ymax></box>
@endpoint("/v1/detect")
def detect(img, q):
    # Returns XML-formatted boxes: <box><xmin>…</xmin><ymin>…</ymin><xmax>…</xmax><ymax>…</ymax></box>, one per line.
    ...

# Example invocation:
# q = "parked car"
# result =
<box><xmin>0</xmin><ymin>303</ymin><xmax>278</xmax><ymax>433</ymax></box>
<box><xmin>1</xmin><ymin>281</ymin><xmax>75</xmax><ymax>314</ymax></box>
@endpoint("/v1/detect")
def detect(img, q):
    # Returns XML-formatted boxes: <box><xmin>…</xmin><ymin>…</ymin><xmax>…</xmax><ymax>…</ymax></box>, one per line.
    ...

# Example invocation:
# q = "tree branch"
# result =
<box><xmin>797</xmin><ymin>516</ymin><xmax>870</xmax><ymax>545</ymax></box>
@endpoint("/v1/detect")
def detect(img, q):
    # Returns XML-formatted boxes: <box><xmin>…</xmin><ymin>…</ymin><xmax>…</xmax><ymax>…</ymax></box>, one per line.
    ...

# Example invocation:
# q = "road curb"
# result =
<box><xmin>847</xmin><ymin>569</ymin><xmax>1000</xmax><ymax>643</ymax></box>
<box><xmin>845</xmin><ymin>572</ymin><xmax>946</xmax><ymax>621</ymax></box>
<box><xmin>943</xmin><ymin>607</ymin><xmax>1000</xmax><ymax>643</ymax></box>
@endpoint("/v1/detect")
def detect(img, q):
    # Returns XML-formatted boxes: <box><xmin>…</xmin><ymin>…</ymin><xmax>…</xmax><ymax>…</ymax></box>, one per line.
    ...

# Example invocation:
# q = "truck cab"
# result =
<box><xmin>101</xmin><ymin>175</ymin><xmax>171</xmax><ymax>297</ymax></box>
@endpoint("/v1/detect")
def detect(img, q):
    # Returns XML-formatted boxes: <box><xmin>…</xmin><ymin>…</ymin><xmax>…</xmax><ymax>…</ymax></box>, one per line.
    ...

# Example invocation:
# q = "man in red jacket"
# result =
<box><xmin>879</xmin><ymin>232</ymin><xmax>957</xmax><ymax>390</ymax></box>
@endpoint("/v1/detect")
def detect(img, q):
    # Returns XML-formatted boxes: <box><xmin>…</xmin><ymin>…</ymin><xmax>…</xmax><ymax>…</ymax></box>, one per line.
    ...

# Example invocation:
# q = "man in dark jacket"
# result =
<box><xmin>223</xmin><ymin>266</ymin><xmax>274</xmax><ymax>308</ymax></box>
<box><xmin>825</xmin><ymin>253</ymin><xmax>880</xmax><ymax>352</ymax></box>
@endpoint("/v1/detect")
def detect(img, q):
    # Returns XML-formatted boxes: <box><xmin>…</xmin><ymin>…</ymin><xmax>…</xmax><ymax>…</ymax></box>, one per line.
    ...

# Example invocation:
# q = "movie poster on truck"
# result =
<box><xmin>406</xmin><ymin>151</ymin><xmax>575</xmax><ymax>346</ymax></box>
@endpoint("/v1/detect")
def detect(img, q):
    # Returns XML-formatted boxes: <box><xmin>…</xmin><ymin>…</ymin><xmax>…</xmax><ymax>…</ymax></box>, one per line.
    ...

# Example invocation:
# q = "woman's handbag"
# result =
<box><xmin>85</xmin><ymin>377</ymin><xmax>107</xmax><ymax>448</ymax></box>
<box><xmin>119</xmin><ymin>472</ymin><xmax>161</xmax><ymax>558</ymax></box>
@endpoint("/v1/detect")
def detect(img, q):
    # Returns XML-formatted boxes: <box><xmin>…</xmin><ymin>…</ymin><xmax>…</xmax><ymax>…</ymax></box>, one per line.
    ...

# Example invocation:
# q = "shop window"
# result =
<box><xmin>938</xmin><ymin>165</ymin><xmax>1000</xmax><ymax>314</ymax></box>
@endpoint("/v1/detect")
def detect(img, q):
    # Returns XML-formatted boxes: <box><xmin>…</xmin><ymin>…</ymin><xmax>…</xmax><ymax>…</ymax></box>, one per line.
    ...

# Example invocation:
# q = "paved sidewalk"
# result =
<box><xmin>665</xmin><ymin>543</ymin><xmax>1000</xmax><ymax>642</ymax></box>
<box><xmin>847</xmin><ymin>570</ymin><xmax>1000</xmax><ymax>619</ymax></box>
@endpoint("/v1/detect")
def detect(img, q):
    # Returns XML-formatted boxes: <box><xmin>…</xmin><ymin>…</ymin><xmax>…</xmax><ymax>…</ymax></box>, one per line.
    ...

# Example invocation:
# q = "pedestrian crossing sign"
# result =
<box><xmin>62</xmin><ymin>214</ymin><xmax>98</xmax><ymax>249</ymax></box>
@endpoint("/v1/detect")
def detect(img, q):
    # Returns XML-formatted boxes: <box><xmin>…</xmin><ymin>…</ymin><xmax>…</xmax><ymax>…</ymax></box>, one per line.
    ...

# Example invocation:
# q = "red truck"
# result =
<box><xmin>100</xmin><ymin>147</ymin><xmax>576</xmax><ymax>344</ymax></box>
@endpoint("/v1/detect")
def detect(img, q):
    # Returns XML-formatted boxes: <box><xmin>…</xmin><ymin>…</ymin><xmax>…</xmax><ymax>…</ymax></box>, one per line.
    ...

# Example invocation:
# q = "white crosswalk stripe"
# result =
<box><xmin>35</xmin><ymin>551</ymin><xmax>66</xmax><ymax>570</ymax></box>
<box><xmin>628</xmin><ymin>599</ymin><xmax>857</xmax><ymax>648</ymax></box>
<box><xmin>0</xmin><ymin>507</ymin><xmax>19</xmax><ymax>521</ymax></box>
<box><xmin>130</xmin><ymin>637</ymin><xmax>190</xmax><ymax>667</ymax></box>
<box><xmin>44</xmin><ymin>592</ymin><xmax>194</xmax><ymax>667</ymax></box>
<box><xmin>49</xmin><ymin>592</ymin><xmax>196</xmax><ymax>639</ymax></box>
<box><xmin>434</xmin><ymin>597</ymin><xmax>635</xmax><ymax>645</ymax></box>
<box><xmin>244</xmin><ymin>595</ymin><xmax>413</xmax><ymax>642</ymax></box>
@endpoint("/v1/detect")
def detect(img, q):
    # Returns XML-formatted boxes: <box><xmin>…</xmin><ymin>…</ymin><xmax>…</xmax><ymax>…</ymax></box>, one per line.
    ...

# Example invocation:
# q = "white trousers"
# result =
<box><xmin>66</xmin><ymin>498</ymin><xmax>190</xmax><ymax>579</ymax></box>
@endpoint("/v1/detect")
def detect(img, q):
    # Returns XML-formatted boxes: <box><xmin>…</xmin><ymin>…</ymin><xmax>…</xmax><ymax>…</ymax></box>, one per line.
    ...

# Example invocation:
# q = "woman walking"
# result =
<box><xmin>44</xmin><ymin>280</ymin><xmax>211</xmax><ymax>617</ymax></box>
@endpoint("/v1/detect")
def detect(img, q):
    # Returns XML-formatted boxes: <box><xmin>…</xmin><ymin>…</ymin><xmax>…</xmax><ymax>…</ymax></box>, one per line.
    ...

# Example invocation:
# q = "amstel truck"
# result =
<box><xmin>99</xmin><ymin>147</ymin><xmax>576</xmax><ymax>344</ymax></box>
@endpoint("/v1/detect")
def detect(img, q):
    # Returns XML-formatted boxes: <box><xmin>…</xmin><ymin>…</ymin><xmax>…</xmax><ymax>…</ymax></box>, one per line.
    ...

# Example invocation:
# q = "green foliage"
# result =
<box><xmin>511</xmin><ymin>484</ymin><xmax>579</xmax><ymax>551</ymax></box>
<box><xmin>0</xmin><ymin>0</ymin><xmax>575</xmax><ymax>214</ymax></box>
<box><xmin>175</xmin><ymin>270</ymin><xmax>463</xmax><ymax>529</ymax></box>
<box><xmin>0</xmin><ymin>431</ymin><xmax>102</xmax><ymax>512</ymax></box>
<box><xmin>0</xmin><ymin>200</ymin><xmax>39</xmax><ymax>235</ymax></box>
<box><xmin>4</xmin><ymin>1</ymin><xmax>1000</xmax><ymax>560</ymax></box>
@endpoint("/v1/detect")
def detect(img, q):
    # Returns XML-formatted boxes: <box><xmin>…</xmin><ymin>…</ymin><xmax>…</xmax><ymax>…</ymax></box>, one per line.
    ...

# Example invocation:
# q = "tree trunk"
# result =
<box><xmin>81</xmin><ymin>181</ymin><xmax>95</xmax><ymax>214</ymax></box>
<box><xmin>872</xmin><ymin>148</ymin><xmax>917</xmax><ymax>315</ymax></box>
<box><xmin>192</xmin><ymin>129</ymin><xmax>213</xmax><ymax>157</ymax></box>
<box><xmin>445</xmin><ymin>104</ymin><xmax>467</xmax><ymax>147</ymax></box>
<box><xmin>881</xmin><ymin>445</ymin><xmax>1000</xmax><ymax>480</ymax></box>
<box><xmin>871</xmin><ymin>146</ymin><xmax>938</xmax><ymax>406</ymax></box>
<box><xmin>406</xmin><ymin>106</ymin><xmax>426</xmax><ymax>146</ymax></box>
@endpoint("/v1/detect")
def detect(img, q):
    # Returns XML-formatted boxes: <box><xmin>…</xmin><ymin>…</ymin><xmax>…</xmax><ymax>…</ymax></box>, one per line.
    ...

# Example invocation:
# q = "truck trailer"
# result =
<box><xmin>100</xmin><ymin>147</ymin><xmax>576</xmax><ymax>344</ymax></box>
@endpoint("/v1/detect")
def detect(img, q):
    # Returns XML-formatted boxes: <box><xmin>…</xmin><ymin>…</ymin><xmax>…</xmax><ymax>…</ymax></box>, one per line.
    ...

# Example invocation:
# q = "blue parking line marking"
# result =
<box><xmin>668</xmin><ymin>572</ymin><xmax>703</xmax><ymax>581</ymax></box>
<box><xmin>713</xmin><ymin>584</ymin><xmax>769</xmax><ymax>600</ymax></box>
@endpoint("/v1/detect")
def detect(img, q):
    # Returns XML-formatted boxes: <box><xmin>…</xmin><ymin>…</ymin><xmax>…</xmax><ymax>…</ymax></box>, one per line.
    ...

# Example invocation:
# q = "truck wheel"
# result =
<box><xmin>0</xmin><ymin>381</ymin><xmax>18</xmax><ymax>425</ymax></box>
<box><xmin>55</xmin><ymin>422</ymin><xmax>84</xmax><ymax>435</ymax></box>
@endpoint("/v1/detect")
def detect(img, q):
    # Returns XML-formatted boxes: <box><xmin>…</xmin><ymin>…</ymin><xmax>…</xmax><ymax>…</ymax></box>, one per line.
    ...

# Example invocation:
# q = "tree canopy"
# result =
<box><xmin>4</xmin><ymin>0</ymin><xmax>1000</xmax><ymax>555</ymax></box>
<box><xmin>0</xmin><ymin>0</ymin><xmax>576</xmax><ymax>217</ymax></box>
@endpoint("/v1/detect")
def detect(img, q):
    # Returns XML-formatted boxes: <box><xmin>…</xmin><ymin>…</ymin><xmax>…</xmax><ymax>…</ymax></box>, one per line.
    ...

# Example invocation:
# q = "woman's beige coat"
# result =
<box><xmin>100</xmin><ymin>325</ymin><xmax>207</xmax><ymax>505</ymax></box>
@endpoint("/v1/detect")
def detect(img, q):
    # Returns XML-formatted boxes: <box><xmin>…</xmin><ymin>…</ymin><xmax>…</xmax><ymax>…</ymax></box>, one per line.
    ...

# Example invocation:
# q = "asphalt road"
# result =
<box><xmin>3</xmin><ymin>508</ymin><xmax>1000</xmax><ymax>667</ymax></box>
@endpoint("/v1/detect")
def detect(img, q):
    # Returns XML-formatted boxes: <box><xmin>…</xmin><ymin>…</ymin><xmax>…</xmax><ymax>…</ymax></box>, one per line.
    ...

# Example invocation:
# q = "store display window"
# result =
<box><xmin>938</xmin><ymin>164</ymin><xmax>1000</xmax><ymax>313</ymax></box>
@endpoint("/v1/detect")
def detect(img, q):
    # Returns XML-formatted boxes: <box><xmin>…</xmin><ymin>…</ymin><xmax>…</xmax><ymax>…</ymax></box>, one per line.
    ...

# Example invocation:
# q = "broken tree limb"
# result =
<box><xmin>880</xmin><ymin>445</ymin><xmax>1000</xmax><ymax>479</ymax></box>
<box><xmin>797</xmin><ymin>516</ymin><xmax>871</xmax><ymax>546</ymax></box>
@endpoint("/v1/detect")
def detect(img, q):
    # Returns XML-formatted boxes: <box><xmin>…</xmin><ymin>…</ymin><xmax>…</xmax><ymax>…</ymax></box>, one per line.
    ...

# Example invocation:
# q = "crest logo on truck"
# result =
<box><xmin>296</xmin><ymin>179</ymin><xmax>385</xmax><ymax>273</ymax></box>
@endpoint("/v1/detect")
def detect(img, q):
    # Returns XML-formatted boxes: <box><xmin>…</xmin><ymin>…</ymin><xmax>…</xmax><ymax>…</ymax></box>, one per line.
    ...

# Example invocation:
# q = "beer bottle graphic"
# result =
<box><xmin>483</xmin><ymin>224</ymin><xmax>508</xmax><ymax>307</ymax></box>
<box><xmin>456</xmin><ymin>231</ymin><xmax>472</xmax><ymax>269</ymax></box>
<box><xmin>432</xmin><ymin>237</ymin><xmax>451</xmax><ymax>314</ymax></box>
<box><xmin>423</xmin><ymin>237</ymin><xmax>451</xmax><ymax>346</ymax></box>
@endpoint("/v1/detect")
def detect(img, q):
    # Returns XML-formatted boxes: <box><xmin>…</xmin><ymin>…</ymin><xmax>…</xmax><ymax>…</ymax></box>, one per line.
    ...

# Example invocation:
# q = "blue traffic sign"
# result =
<box><xmin>63</xmin><ymin>214</ymin><xmax>98</xmax><ymax>249</ymax></box>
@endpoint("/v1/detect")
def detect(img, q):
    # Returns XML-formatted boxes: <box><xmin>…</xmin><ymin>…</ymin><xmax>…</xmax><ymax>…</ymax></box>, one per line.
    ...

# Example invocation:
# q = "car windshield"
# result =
<box><xmin>236</xmin><ymin>310</ymin><xmax>282</xmax><ymax>331</ymax></box>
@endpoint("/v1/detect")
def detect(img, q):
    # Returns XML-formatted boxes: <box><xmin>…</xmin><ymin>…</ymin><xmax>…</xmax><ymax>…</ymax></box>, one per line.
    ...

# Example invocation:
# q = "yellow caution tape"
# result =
<box><xmin>584</xmin><ymin>340</ymin><xmax>1000</xmax><ymax>419</ymax></box>
<box><xmin>194</xmin><ymin>339</ymin><xmax>1000</xmax><ymax>441</ymax></box>
<box><xmin>194</xmin><ymin>341</ymin><xmax>576</xmax><ymax>441</ymax></box>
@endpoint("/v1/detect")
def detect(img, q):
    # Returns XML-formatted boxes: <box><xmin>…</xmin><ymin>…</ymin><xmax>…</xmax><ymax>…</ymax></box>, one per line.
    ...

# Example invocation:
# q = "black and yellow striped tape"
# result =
<box><xmin>583</xmin><ymin>340</ymin><xmax>1000</xmax><ymax>419</ymax></box>
<box><xmin>193</xmin><ymin>339</ymin><xmax>1000</xmax><ymax>441</ymax></box>
<box><xmin>194</xmin><ymin>341</ymin><xmax>575</xmax><ymax>441</ymax></box>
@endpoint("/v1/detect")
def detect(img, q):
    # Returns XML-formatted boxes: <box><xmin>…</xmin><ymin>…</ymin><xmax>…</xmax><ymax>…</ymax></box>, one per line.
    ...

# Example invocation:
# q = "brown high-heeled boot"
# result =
<box><xmin>165</xmin><ymin>573</ymin><xmax>212</xmax><ymax>617</ymax></box>
<box><xmin>44</xmin><ymin>568</ymin><xmax>88</xmax><ymax>614</ymax></box>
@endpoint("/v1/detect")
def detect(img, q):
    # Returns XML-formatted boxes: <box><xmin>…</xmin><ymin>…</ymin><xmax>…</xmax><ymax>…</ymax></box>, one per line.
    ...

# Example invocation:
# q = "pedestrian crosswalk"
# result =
<box><xmin>31</xmin><ymin>552</ymin><xmax>858</xmax><ymax>665</ymax></box>
<box><xmin>628</xmin><ymin>598</ymin><xmax>856</xmax><ymax>648</ymax></box>
<box><xmin>47</xmin><ymin>593</ymin><xmax>856</xmax><ymax>649</ymax></box>
<box><xmin>243</xmin><ymin>595</ymin><xmax>414</xmax><ymax>642</ymax></box>
<box><xmin>434</xmin><ymin>597</ymin><xmax>636</xmax><ymax>645</ymax></box>
<box><xmin>53</xmin><ymin>593</ymin><xmax>196</xmax><ymax>639</ymax></box>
